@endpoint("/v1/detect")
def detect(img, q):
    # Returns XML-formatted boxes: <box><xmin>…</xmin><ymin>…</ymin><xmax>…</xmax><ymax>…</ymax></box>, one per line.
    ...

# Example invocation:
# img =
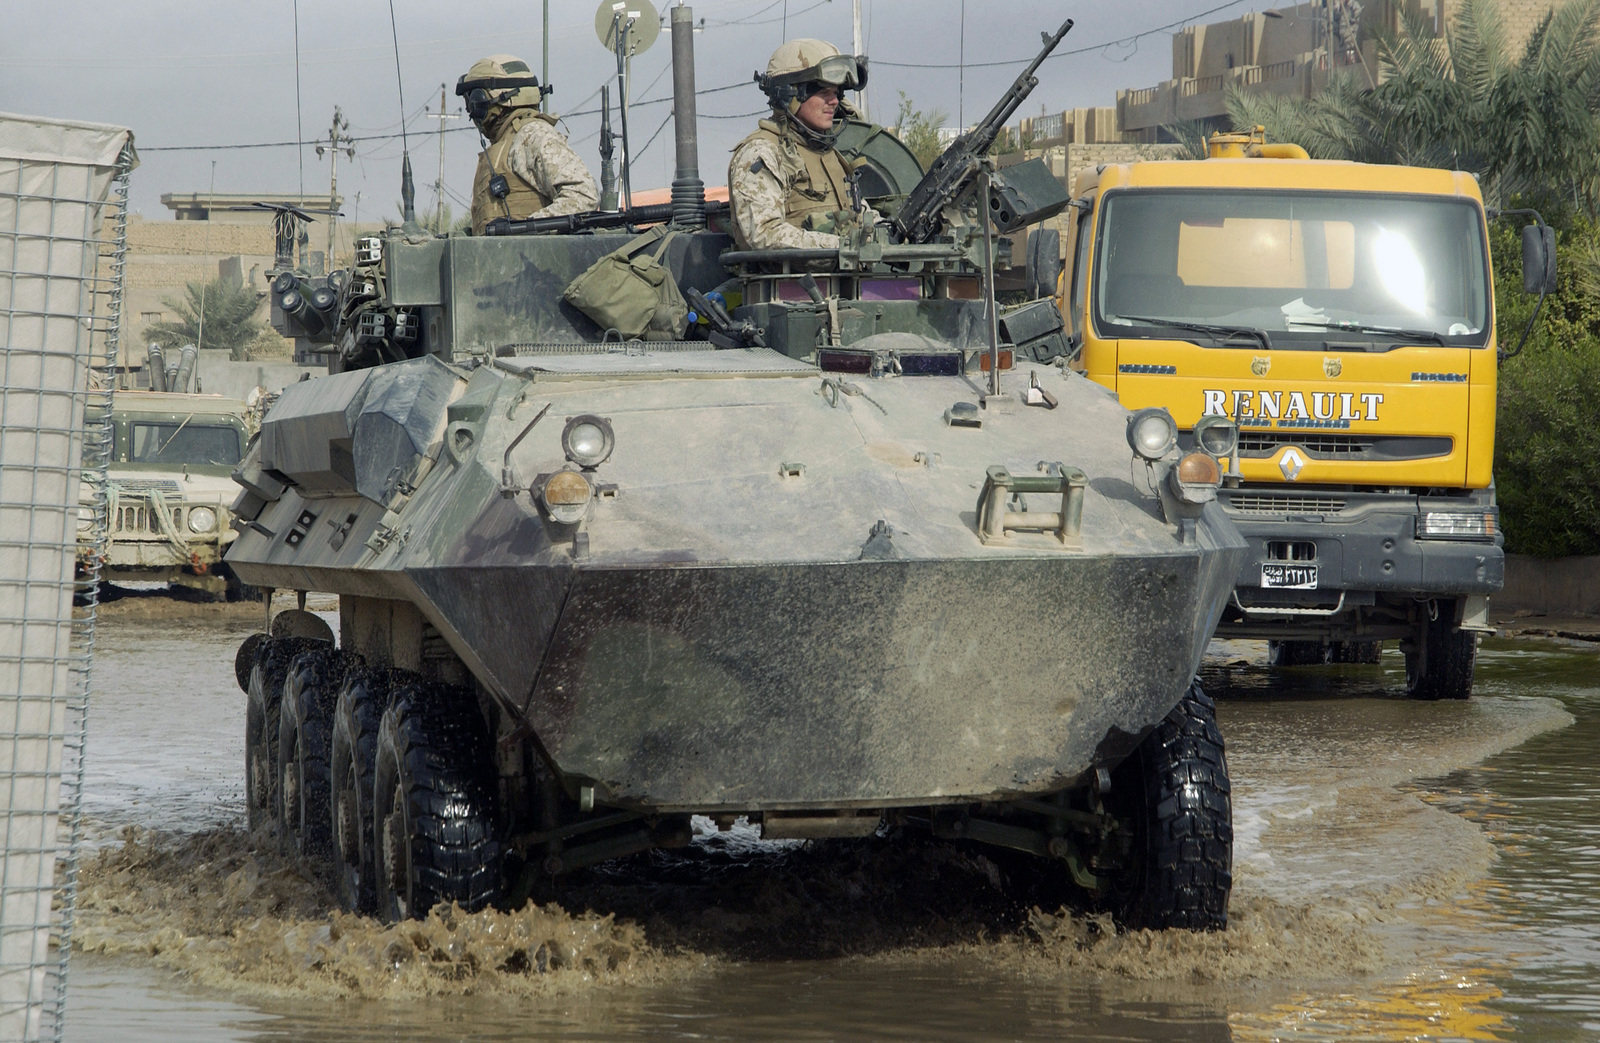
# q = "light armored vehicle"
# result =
<box><xmin>227</xmin><ymin>12</ymin><xmax>1247</xmax><ymax>930</ymax></box>
<box><xmin>81</xmin><ymin>354</ymin><xmax>254</xmax><ymax>598</ymax></box>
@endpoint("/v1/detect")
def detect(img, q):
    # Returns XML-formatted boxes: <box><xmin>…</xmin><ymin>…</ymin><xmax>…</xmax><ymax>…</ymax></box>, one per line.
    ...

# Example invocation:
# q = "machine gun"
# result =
<box><xmin>891</xmin><ymin>18</ymin><xmax>1073</xmax><ymax>245</ymax></box>
<box><xmin>686</xmin><ymin>286</ymin><xmax>766</xmax><ymax>349</ymax></box>
<box><xmin>483</xmin><ymin>199</ymin><xmax>729</xmax><ymax>237</ymax></box>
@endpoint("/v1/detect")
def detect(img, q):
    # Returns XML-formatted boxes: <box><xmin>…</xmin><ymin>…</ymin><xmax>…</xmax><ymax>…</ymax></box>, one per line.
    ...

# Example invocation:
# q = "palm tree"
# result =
<box><xmin>143</xmin><ymin>275</ymin><xmax>266</xmax><ymax>362</ymax></box>
<box><xmin>1226</xmin><ymin>0</ymin><xmax>1600</xmax><ymax>209</ymax></box>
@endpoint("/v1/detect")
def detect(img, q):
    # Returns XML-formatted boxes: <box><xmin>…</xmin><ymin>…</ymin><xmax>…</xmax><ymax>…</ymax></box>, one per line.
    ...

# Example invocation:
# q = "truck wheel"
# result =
<box><xmin>372</xmin><ymin>681</ymin><xmax>503</xmax><ymax>922</ymax></box>
<box><xmin>1329</xmin><ymin>641</ymin><xmax>1381</xmax><ymax>664</ymax></box>
<box><xmin>330</xmin><ymin>666</ymin><xmax>391</xmax><ymax>914</ymax></box>
<box><xmin>1102</xmin><ymin>679</ymin><xmax>1232</xmax><ymax>931</ymax></box>
<box><xmin>1268</xmin><ymin>640</ymin><xmax>1327</xmax><ymax>666</ymax></box>
<box><xmin>278</xmin><ymin>646</ymin><xmax>345</xmax><ymax>863</ymax></box>
<box><xmin>245</xmin><ymin>637</ymin><xmax>318</xmax><ymax>833</ymax></box>
<box><xmin>1406</xmin><ymin>612</ymin><xmax>1477</xmax><ymax>701</ymax></box>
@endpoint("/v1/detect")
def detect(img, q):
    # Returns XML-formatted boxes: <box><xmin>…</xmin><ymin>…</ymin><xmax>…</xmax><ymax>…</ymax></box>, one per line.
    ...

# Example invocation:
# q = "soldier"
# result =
<box><xmin>728</xmin><ymin>39</ymin><xmax>875</xmax><ymax>251</ymax></box>
<box><xmin>456</xmin><ymin>55</ymin><xmax>598</xmax><ymax>235</ymax></box>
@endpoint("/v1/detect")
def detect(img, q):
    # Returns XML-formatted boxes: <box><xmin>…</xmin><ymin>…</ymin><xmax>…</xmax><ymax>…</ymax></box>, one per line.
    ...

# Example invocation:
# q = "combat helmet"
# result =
<box><xmin>757</xmin><ymin>39</ymin><xmax>868</xmax><ymax>146</ymax></box>
<box><xmin>456</xmin><ymin>54</ymin><xmax>545</xmax><ymax>126</ymax></box>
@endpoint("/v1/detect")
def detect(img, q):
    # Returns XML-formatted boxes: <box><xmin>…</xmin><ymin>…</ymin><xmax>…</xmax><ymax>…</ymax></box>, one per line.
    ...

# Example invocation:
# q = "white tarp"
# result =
<box><xmin>0</xmin><ymin>111</ymin><xmax>134</xmax><ymax>1042</ymax></box>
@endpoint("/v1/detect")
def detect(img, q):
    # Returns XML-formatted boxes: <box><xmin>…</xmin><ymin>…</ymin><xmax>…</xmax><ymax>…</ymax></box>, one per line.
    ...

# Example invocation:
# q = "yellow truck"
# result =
<box><xmin>1059</xmin><ymin>129</ymin><xmax>1554</xmax><ymax>698</ymax></box>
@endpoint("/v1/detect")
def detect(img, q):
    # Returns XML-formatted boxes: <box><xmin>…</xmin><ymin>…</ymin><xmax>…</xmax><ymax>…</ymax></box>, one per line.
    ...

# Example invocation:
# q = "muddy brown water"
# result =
<box><xmin>61</xmin><ymin>602</ymin><xmax>1600</xmax><ymax>1041</ymax></box>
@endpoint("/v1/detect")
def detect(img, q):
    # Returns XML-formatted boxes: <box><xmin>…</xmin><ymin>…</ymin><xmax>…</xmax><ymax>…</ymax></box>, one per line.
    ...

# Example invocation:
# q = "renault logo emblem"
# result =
<box><xmin>1279</xmin><ymin>448</ymin><xmax>1306</xmax><ymax>481</ymax></box>
<box><xmin>1250</xmin><ymin>356</ymin><xmax>1271</xmax><ymax>377</ymax></box>
<box><xmin>1323</xmin><ymin>356</ymin><xmax>1343</xmax><ymax>378</ymax></box>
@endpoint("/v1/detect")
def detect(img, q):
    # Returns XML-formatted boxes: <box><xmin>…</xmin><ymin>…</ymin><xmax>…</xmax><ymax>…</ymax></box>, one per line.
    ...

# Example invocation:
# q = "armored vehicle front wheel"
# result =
<box><xmin>372</xmin><ymin>681</ymin><xmax>503</xmax><ymax>922</ymax></box>
<box><xmin>329</xmin><ymin>666</ymin><xmax>391</xmax><ymax>914</ymax></box>
<box><xmin>278</xmin><ymin>647</ymin><xmax>346</xmax><ymax>863</ymax></box>
<box><xmin>1405</xmin><ymin>608</ymin><xmax>1477</xmax><ymax>700</ymax></box>
<box><xmin>245</xmin><ymin>637</ymin><xmax>322</xmax><ymax>833</ymax></box>
<box><xmin>1102</xmin><ymin>679</ymin><xmax>1232</xmax><ymax>931</ymax></box>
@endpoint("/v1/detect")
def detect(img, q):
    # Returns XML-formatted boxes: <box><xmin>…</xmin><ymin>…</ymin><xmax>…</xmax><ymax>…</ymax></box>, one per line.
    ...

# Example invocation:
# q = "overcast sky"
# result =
<box><xmin>2</xmin><ymin>0</ymin><xmax>1273</xmax><ymax>225</ymax></box>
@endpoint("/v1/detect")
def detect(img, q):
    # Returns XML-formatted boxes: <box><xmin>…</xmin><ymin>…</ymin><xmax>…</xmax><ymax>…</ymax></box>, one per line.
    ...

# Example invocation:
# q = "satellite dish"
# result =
<box><xmin>595</xmin><ymin>0</ymin><xmax>660</xmax><ymax>56</ymax></box>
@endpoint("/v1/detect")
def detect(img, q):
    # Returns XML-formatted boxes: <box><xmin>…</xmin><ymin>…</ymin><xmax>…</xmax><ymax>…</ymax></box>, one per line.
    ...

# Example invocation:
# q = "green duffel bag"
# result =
<box><xmin>562</xmin><ymin>226</ymin><xmax>688</xmax><ymax>340</ymax></box>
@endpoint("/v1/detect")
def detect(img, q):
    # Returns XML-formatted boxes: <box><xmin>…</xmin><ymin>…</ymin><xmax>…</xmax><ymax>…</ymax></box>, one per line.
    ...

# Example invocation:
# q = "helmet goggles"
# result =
<box><xmin>455</xmin><ymin>73</ymin><xmax>543</xmax><ymax>122</ymax></box>
<box><xmin>763</xmin><ymin>53</ymin><xmax>868</xmax><ymax>95</ymax></box>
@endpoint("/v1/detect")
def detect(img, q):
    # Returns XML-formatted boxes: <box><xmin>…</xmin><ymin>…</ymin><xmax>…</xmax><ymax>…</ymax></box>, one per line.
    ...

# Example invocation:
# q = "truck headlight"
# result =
<box><xmin>539</xmin><ymin>469</ymin><xmax>593</xmax><ymax>524</ymax></box>
<box><xmin>1417</xmin><ymin>511</ymin><xmax>1497</xmax><ymax>541</ymax></box>
<box><xmin>1192</xmin><ymin>414</ymin><xmax>1239</xmax><ymax>458</ymax></box>
<box><xmin>77</xmin><ymin>506</ymin><xmax>95</xmax><ymax>533</ymax></box>
<box><xmin>1127</xmin><ymin>407</ymin><xmax>1177</xmax><ymax>461</ymax></box>
<box><xmin>187</xmin><ymin>506</ymin><xmax>218</xmax><ymax>533</ymax></box>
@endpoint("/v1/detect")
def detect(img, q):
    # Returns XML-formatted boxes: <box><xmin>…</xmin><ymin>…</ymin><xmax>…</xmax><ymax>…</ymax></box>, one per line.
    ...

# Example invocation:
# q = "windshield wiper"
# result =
<box><xmin>1119</xmin><ymin>315</ymin><xmax>1272</xmax><ymax>350</ymax></box>
<box><xmin>1284</xmin><ymin>318</ymin><xmax>1445</xmax><ymax>344</ymax></box>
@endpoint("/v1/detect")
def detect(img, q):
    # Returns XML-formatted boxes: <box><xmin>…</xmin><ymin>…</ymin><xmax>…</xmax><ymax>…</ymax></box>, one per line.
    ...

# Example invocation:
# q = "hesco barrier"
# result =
<box><xmin>0</xmin><ymin>113</ymin><xmax>135</xmax><ymax>1042</ymax></box>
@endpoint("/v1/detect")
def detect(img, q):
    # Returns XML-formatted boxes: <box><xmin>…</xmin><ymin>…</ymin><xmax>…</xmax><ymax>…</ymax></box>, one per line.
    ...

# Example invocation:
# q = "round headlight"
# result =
<box><xmin>562</xmin><ymin>414</ymin><xmax>614</xmax><ymax>469</ymax></box>
<box><xmin>540</xmin><ymin>469</ymin><xmax>593</xmax><ymax>524</ymax></box>
<box><xmin>1193</xmin><ymin>414</ymin><xmax>1239</xmax><ymax>458</ymax></box>
<box><xmin>1126</xmin><ymin>407</ymin><xmax>1177</xmax><ymax>461</ymax></box>
<box><xmin>187</xmin><ymin>506</ymin><xmax>218</xmax><ymax>533</ymax></box>
<box><xmin>77</xmin><ymin>506</ymin><xmax>95</xmax><ymax>533</ymax></box>
<box><xmin>1176</xmin><ymin>451</ymin><xmax>1222</xmax><ymax>486</ymax></box>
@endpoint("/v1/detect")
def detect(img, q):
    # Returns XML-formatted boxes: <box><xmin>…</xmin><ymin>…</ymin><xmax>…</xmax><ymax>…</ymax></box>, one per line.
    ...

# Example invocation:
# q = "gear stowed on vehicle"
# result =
<box><xmin>227</xmin><ymin>9</ymin><xmax>1247</xmax><ymax>932</ymax></box>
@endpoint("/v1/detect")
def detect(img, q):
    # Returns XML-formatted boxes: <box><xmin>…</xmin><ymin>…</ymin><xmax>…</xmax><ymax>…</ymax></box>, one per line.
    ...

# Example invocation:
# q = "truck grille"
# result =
<box><xmin>113</xmin><ymin>478</ymin><xmax>181</xmax><ymax>494</ymax></box>
<box><xmin>1236</xmin><ymin>432</ymin><xmax>1451</xmax><ymax>461</ymax></box>
<box><xmin>112</xmin><ymin>504</ymin><xmax>188</xmax><ymax>534</ymax></box>
<box><xmin>1226</xmin><ymin>494</ymin><xmax>1347</xmax><ymax>514</ymax></box>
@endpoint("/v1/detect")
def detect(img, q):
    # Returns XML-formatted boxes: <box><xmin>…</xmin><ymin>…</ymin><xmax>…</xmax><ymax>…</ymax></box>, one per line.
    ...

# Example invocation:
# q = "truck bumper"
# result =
<box><xmin>1217</xmin><ymin>485</ymin><xmax>1502</xmax><ymax>626</ymax></box>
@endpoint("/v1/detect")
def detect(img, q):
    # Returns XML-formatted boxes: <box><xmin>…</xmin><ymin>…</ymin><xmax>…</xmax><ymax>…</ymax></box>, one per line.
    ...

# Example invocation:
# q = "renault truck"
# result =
<box><xmin>1059</xmin><ymin>128</ymin><xmax>1553</xmax><ymax>698</ymax></box>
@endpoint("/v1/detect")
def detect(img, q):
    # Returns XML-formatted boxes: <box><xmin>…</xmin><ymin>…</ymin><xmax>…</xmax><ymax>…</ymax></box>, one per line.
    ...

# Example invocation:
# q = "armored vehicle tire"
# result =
<box><xmin>1103</xmin><ymin>679</ymin><xmax>1232</xmax><ymax>931</ymax></box>
<box><xmin>330</xmin><ymin>667</ymin><xmax>391</xmax><ymax>915</ymax></box>
<box><xmin>245</xmin><ymin>637</ymin><xmax>321</xmax><ymax>833</ymax></box>
<box><xmin>372</xmin><ymin>681</ymin><xmax>503</xmax><ymax>922</ymax></box>
<box><xmin>278</xmin><ymin>647</ymin><xmax>345</xmax><ymax>863</ymax></box>
<box><xmin>1329</xmin><ymin>641</ymin><xmax>1381</xmax><ymax>664</ymax></box>
<box><xmin>1268</xmin><ymin>640</ymin><xmax>1327</xmax><ymax>667</ymax></box>
<box><xmin>1406</xmin><ymin>612</ymin><xmax>1477</xmax><ymax>701</ymax></box>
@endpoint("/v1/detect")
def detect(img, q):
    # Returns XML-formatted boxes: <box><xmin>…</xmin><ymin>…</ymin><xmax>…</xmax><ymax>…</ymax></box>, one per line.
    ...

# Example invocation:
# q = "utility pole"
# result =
<box><xmin>542</xmin><ymin>0</ymin><xmax>551</xmax><ymax>114</ymax></box>
<box><xmin>315</xmin><ymin>107</ymin><xmax>354</xmax><ymax>268</ymax></box>
<box><xmin>853</xmin><ymin>0</ymin><xmax>868</xmax><ymax>121</ymax></box>
<box><xmin>426</xmin><ymin>84</ymin><xmax>463</xmax><ymax>232</ymax></box>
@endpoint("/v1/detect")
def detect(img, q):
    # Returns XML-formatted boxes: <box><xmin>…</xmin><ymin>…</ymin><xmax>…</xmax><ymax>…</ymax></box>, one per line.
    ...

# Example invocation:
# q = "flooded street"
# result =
<box><xmin>62</xmin><ymin>604</ymin><xmax>1599</xmax><ymax>1041</ymax></box>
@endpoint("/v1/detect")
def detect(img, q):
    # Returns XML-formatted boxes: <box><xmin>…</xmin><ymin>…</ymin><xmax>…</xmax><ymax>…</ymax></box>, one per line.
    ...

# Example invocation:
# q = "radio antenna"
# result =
<box><xmin>388</xmin><ymin>0</ymin><xmax>418</xmax><ymax>227</ymax></box>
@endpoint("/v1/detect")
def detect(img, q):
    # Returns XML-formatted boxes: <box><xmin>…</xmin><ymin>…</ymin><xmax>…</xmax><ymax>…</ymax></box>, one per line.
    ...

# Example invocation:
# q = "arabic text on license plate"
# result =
<box><xmin>1261</xmin><ymin>563</ymin><xmax>1318</xmax><ymax>589</ymax></box>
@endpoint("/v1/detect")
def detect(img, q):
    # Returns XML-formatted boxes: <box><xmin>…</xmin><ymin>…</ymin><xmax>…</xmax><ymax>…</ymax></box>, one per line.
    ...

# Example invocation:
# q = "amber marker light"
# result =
<box><xmin>540</xmin><ymin>469</ymin><xmax>593</xmax><ymax>524</ymax></box>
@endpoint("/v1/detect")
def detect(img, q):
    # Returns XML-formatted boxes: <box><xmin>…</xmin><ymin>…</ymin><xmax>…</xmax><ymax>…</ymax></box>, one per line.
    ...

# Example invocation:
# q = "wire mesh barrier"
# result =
<box><xmin>0</xmin><ymin>114</ymin><xmax>135</xmax><ymax>1042</ymax></box>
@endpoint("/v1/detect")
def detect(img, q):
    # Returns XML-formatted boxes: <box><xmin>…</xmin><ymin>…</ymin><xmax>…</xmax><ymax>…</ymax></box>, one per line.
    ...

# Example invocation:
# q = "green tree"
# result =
<box><xmin>1227</xmin><ymin>0</ymin><xmax>1600</xmax><ymax>209</ymax></box>
<box><xmin>894</xmin><ymin>91</ymin><xmax>949</xmax><ymax>169</ymax></box>
<box><xmin>142</xmin><ymin>275</ymin><xmax>265</xmax><ymax>362</ymax></box>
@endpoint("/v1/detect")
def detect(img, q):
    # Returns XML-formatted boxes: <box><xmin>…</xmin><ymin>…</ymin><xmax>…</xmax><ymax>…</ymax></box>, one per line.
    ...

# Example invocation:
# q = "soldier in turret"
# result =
<box><xmin>728</xmin><ymin>40</ymin><xmax>876</xmax><ymax>250</ymax></box>
<box><xmin>457</xmin><ymin>55</ymin><xmax>598</xmax><ymax>235</ymax></box>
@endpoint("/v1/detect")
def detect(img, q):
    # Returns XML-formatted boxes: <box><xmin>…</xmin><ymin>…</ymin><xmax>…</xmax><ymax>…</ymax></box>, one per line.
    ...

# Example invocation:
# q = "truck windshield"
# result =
<box><xmin>1094</xmin><ymin>190</ymin><xmax>1491</xmax><ymax>347</ymax></box>
<box><xmin>128</xmin><ymin>418</ymin><xmax>244</xmax><ymax>467</ymax></box>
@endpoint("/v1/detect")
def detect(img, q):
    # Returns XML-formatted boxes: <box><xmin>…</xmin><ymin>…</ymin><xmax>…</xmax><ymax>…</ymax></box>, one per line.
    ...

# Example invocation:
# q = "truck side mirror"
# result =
<box><xmin>1025</xmin><ymin>228</ymin><xmax>1063</xmax><ymax>301</ymax></box>
<box><xmin>1523</xmin><ymin>223</ymin><xmax>1557</xmax><ymax>295</ymax></box>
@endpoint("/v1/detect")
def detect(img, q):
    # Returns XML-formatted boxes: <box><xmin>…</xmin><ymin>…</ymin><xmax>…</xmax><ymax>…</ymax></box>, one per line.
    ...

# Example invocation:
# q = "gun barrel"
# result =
<box><xmin>969</xmin><ymin>18</ymin><xmax>1072</xmax><ymax>148</ymax></box>
<box><xmin>484</xmin><ymin>199</ymin><xmax>727</xmax><ymax>237</ymax></box>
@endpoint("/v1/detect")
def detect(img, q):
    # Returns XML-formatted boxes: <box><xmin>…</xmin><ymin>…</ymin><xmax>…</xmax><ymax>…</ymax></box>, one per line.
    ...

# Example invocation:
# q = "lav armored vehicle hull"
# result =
<box><xmin>228</xmin><ymin>8</ymin><xmax>1246</xmax><ymax>932</ymax></box>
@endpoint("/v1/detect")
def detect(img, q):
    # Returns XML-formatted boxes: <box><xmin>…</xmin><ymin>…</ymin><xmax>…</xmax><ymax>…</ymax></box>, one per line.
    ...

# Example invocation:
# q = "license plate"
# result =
<box><xmin>1261</xmin><ymin>563</ymin><xmax>1318</xmax><ymax>589</ymax></box>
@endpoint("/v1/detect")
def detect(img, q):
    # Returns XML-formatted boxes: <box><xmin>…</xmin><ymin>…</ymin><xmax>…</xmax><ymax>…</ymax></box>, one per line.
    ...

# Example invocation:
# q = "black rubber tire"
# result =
<box><xmin>372</xmin><ymin>681</ymin><xmax>503</xmax><ymax>922</ymax></box>
<box><xmin>1103</xmin><ymin>679</ymin><xmax>1232</xmax><ymax>931</ymax></box>
<box><xmin>278</xmin><ymin>646</ymin><xmax>345</xmax><ymax>864</ymax></box>
<box><xmin>1406</xmin><ymin>612</ymin><xmax>1477</xmax><ymax>701</ymax></box>
<box><xmin>1329</xmin><ymin>641</ymin><xmax>1381</xmax><ymax>664</ymax></box>
<box><xmin>244</xmin><ymin>636</ymin><xmax>320</xmax><ymax>833</ymax></box>
<box><xmin>329</xmin><ymin>666</ymin><xmax>391</xmax><ymax>915</ymax></box>
<box><xmin>1268</xmin><ymin>639</ymin><xmax>1327</xmax><ymax>666</ymax></box>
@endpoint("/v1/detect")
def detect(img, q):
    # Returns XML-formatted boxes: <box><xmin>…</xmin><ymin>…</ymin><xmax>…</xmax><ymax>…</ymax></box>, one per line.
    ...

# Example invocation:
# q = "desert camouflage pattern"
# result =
<box><xmin>728</xmin><ymin>129</ymin><xmax>846</xmax><ymax>250</ymax></box>
<box><xmin>471</xmin><ymin>111</ymin><xmax>598</xmax><ymax>234</ymax></box>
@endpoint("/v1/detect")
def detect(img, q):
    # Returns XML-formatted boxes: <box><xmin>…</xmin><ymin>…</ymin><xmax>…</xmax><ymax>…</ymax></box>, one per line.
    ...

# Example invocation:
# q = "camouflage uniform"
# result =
<box><xmin>470</xmin><ymin>109</ymin><xmax>598</xmax><ymax>235</ymax></box>
<box><xmin>728</xmin><ymin>119</ymin><xmax>854</xmax><ymax>250</ymax></box>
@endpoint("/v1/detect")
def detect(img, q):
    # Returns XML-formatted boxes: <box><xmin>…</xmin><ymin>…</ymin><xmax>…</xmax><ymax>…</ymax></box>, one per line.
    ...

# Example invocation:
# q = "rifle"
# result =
<box><xmin>483</xmin><ymin>199</ymin><xmax>729</xmax><ymax>237</ymax></box>
<box><xmin>891</xmin><ymin>18</ymin><xmax>1073</xmax><ymax>245</ymax></box>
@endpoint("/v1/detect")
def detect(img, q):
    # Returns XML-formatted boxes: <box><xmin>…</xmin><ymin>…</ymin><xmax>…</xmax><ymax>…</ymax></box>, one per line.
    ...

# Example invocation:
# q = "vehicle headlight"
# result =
<box><xmin>539</xmin><ymin>469</ymin><xmax>593</xmax><ymax>524</ymax></box>
<box><xmin>562</xmin><ymin>414</ymin><xmax>614</xmax><ymax>469</ymax></box>
<box><xmin>1127</xmin><ymin>407</ymin><xmax>1177</xmax><ymax>461</ymax></box>
<box><xmin>1169</xmin><ymin>451</ymin><xmax>1222</xmax><ymax>506</ymax></box>
<box><xmin>1192</xmin><ymin>414</ymin><xmax>1239</xmax><ymax>458</ymax></box>
<box><xmin>1417</xmin><ymin>511</ymin><xmax>1497</xmax><ymax>541</ymax></box>
<box><xmin>187</xmin><ymin>506</ymin><xmax>218</xmax><ymax>533</ymax></box>
<box><xmin>77</xmin><ymin>506</ymin><xmax>95</xmax><ymax>533</ymax></box>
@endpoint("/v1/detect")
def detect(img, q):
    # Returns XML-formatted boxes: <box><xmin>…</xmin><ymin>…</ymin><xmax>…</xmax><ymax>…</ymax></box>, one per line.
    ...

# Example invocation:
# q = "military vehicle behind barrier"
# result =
<box><xmin>227</xmin><ymin>11</ymin><xmax>1248</xmax><ymax>931</ymax></box>
<box><xmin>82</xmin><ymin>346</ymin><xmax>255</xmax><ymax>598</ymax></box>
